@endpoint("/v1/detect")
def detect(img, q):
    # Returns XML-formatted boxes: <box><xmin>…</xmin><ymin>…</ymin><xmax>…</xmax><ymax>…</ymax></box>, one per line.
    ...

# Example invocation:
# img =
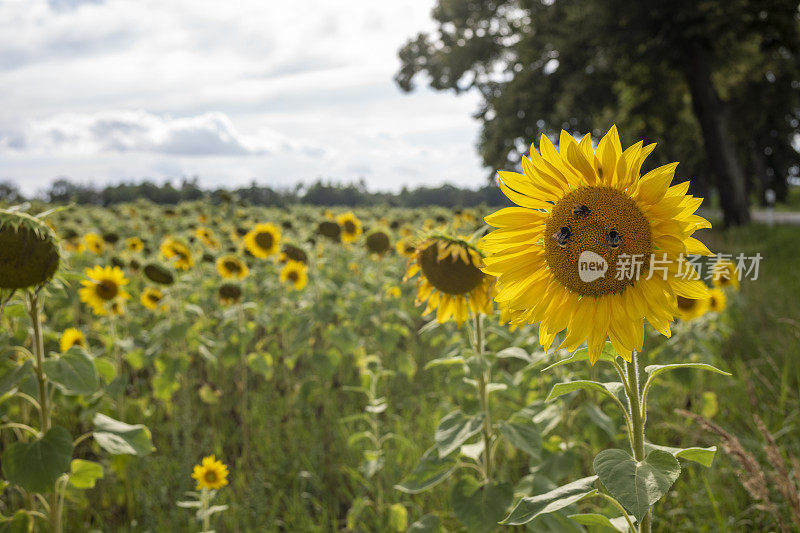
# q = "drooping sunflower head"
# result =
<box><xmin>280</xmin><ymin>243</ymin><xmax>309</xmax><ymax>265</ymax></box>
<box><xmin>0</xmin><ymin>210</ymin><xmax>60</xmax><ymax>290</ymax></box>
<box><xmin>316</xmin><ymin>220</ymin><xmax>341</xmax><ymax>242</ymax></box>
<box><xmin>336</xmin><ymin>212</ymin><xmax>362</xmax><ymax>243</ymax></box>
<box><xmin>365</xmin><ymin>230</ymin><xmax>391</xmax><ymax>255</ymax></box>
<box><xmin>216</xmin><ymin>255</ymin><xmax>249</xmax><ymax>280</ymax></box>
<box><xmin>160</xmin><ymin>237</ymin><xmax>194</xmax><ymax>270</ymax></box>
<box><xmin>279</xmin><ymin>260</ymin><xmax>308</xmax><ymax>291</ymax></box>
<box><xmin>140</xmin><ymin>287</ymin><xmax>166</xmax><ymax>311</ymax></box>
<box><xmin>143</xmin><ymin>263</ymin><xmax>175</xmax><ymax>286</ymax></box>
<box><xmin>711</xmin><ymin>260</ymin><xmax>739</xmax><ymax>291</ymax></box>
<box><xmin>78</xmin><ymin>265</ymin><xmax>130</xmax><ymax>316</ymax></box>
<box><xmin>707</xmin><ymin>288</ymin><xmax>727</xmax><ymax>313</ymax></box>
<box><xmin>244</xmin><ymin>223</ymin><xmax>281</xmax><ymax>258</ymax></box>
<box><xmin>218</xmin><ymin>283</ymin><xmax>242</xmax><ymax>305</ymax></box>
<box><xmin>125</xmin><ymin>237</ymin><xmax>144</xmax><ymax>252</ymax></box>
<box><xmin>481</xmin><ymin>126</ymin><xmax>713</xmax><ymax>363</ymax></box>
<box><xmin>59</xmin><ymin>328</ymin><xmax>85</xmax><ymax>353</ymax></box>
<box><xmin>404</xmin><ymin>235</ymin><xmax>494</xmax><ymax>325</ymax></box>
<box><xmin>191</xmin><ymin>455</ymin><xmax>229</xmax><ymax>491</ymax></box>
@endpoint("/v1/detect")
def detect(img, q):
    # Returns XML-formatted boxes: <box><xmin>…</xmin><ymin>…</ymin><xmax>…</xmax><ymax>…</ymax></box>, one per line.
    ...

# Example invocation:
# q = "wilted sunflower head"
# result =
<box><xmin>244</xmin><ymin>223</ymin><xmax>280</xmax><ymax>258</ymax></box>
<box><xmin>218</xmin><ymin>283</ymin><xmax>242</xmax><ymax>305</ymax></box>
<box><xmin>404</xmin><ymin>235</ymin><xmax>494</xmax><ymax>325</ymax></box>
<box><xmin>140</xmin><ymin>287</ymin><xmax>166</xmax><ymax>311</ymax></box>
<box><xmin>316</xmin><ymin>220</ymin><xmax>341</xmax><ymax>241</ymax></box>
<box><xmin>216</xmin><ymin>255</ymin><xmax>249</xmax><ymax>280</ymax></box>
<box><xmin>0</xmin><ymin>209</ymin><xmax>60</xmax><ymax>290</ymax></box>
<box><xmin>143</xmin><ymin>263</ymin><xmax>175</xmax><ymax>285</ymax></box>
<box><xmin>481</xmin><ymin>126</ymin><xmax>713</xmax><ymax>363</ymax></box>
<box><xmin>365</xmin><ymin>230</ymin><xmax>391</xmax><ymax>255</ymax></box>
<box><xmin>78</xmin><ymin>265</ymin><xmax>130</xmax><ymax>316</ymax></box>
<box><xmin>59</xmin><ymin>328</ymin><xmax>85</xmax><ymax>353</ymax></box>
<box><xmin>280</xmin><ymin>243</ymin><xmax>308</xmax><ymax>264</ymax></box>
<box><xmin>336</xmin><ymin>212</ymin><xmax>362</xmax><ymax>243</ymax></box>
<box><xmin>279</xmin><ymin>260</ymin><xmax>308</xmax><ymax>291</ymax></box>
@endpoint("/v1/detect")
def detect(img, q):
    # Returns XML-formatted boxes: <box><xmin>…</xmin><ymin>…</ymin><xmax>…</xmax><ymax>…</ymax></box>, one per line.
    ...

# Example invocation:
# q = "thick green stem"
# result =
<box><xmin>200</xmin><ymin>488</ymin><xmax>211</xmax><ymax>533</ymax></box>
<box><xmin>473</xmin><ymin>313</ymin><xmax>493</xmax><ymax>480</ymax></box>
<box><xmin>625</xmin><ymin>353</ymin><xmax>651</xmax><ymax>533</ymax></box>
<box><xmin>29</xmin><ymin>292</ymin><xmax>49</xmax><ymax>433</ymax></box>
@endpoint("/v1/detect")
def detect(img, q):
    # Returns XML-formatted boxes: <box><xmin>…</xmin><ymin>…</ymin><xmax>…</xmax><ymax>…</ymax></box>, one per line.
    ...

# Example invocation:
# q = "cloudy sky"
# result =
<box><xmin>0</xmin><ymin>0</ymin><xmax>486</xmax><ymax>196</ymax></box>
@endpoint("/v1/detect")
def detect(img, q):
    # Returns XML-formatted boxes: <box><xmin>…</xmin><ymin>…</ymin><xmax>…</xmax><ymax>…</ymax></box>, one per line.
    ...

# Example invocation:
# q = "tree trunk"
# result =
<box><xmin>682</xmin><ymin>43</ymin><xmax>751</xmax><ymax>226</ymax></box>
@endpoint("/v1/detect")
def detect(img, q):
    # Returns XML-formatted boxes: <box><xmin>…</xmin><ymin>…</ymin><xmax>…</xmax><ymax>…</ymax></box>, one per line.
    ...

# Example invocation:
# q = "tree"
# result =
<box><xmin>397</xmin><ymin>0</ymin><xmax>800</xmax><ymax>226</ymax></box>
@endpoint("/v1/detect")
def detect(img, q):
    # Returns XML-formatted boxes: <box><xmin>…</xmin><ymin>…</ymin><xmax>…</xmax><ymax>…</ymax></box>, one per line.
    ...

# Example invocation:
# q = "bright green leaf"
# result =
<box><xmin>42</xmin><ymin>347</ymin><xmax>99</xmax><ymax>395</ymax></box>
<box><xmin>542</xmin><ymin>342</ymin><xmax>618</xmax><ymax>372</ymax></box>
<box><xmin>68</xmin><ymin>459</ymin><xmax>104</xmax><ymax>489</ymax></box>
<box><xmin>644</xmin><ymin>363</ymin><xmax>731</xmax><ymax>381</ymax></box>
<box><xmin>568</xmin><ymin>512</ymin><xmax>628</xmax><ymax>532</ymax></box>
<box><xmin>546</xmin><ymin>380</ymin><xmax>625</xmax><ymax>405</ymax></box>
<box><xmin>644</xmin><ymin>443</ymin><xmax>717</xmax><ymax>468</ymax></box>
<box><xmin>93</xmin><ymin>413</ymin><xmax>154</xmax><ymax>456</ymax></box>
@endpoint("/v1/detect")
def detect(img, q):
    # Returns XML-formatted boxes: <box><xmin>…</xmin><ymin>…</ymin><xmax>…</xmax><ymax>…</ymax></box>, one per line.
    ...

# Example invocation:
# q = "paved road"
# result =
<box><xmin>698</xmin><ymin>209</ymin><xmax>800</xmax><ymax>225</ymax></box>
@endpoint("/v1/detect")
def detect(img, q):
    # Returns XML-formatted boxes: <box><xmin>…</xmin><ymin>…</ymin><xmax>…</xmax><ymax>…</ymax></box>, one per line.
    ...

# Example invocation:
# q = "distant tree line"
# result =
<box><xmin>0</xmin><ymin>177</ymin><xmax>510</xmax><ymax>208</ymax></box>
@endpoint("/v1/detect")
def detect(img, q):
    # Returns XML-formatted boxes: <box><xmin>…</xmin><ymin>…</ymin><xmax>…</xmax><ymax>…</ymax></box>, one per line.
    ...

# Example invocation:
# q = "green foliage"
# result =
<box><xmin>501</xmin><ymin>476</ymin><xmax>599</xmax><ymax>525</ymax></box>
<box><xmin>92</xmin><ymin>414</ymin><xmax>154</xmax><ymax>456</ymax></box>
<box><xmin>2</xmin><ymin>426</ymin><xmax>73</xmax><ymax>493</ymax></box>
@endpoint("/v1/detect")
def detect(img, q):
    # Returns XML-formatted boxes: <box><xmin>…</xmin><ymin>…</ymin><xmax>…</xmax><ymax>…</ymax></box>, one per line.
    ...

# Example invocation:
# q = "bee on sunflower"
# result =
<box><xmin>79</xmin><ymin>265</ymin><xmax>130</xmax><ymax>316</ymax></box>
<box><xmin>404</xmin><ymin>235</ymin><xmax>495</xmax><ymax>326</ymax></box>
<box><xmin>160</xmin><ymin>237</ymin><xmax>194</xmax><ymax>270</ymax></box>
<box><xmin>279</xmin><ymin>260</ymin><xmax>308</xmax><ymax>291</ymax></box>
<box><xmin>243</xmin><ymin>223</ymin><xmax>281</xmax><ymax>258</ymax></box>
<box><xmin>481</xmin><ymin>126</ymin><xmax>712</xmax><ymax>364</ymax></box>
<box><xmin>140</xmin><ymin>287</ymin><xmax>167</xmax><ymax>311</ymax></box>
<box><xmin>336</xmin><ymin>212</ymin><xmax>362</xmax><ymax>243</ymax></box>
<box><xmin>216</xmin><ymin>255</ymin><xmax>249</xmax><ymax>280</ymax></box>
<box><xmin>59</xmin><ymin>328</ymin><xmax>85</xmax><ymax>352</ymax></box>
<box><xmin>83</xmin><ymin>232</ymin><xmax>105</xmax><ymax>255</ymax></box>
<box><xmin>125</xmin><ymin>237</ymin><xmax>144</xmax><ymax>253</ymax></box>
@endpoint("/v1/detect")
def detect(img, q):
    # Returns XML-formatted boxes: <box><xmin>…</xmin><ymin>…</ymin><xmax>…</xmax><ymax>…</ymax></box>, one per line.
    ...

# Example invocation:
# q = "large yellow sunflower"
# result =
<box><xmin>481</xmin><ymin>126</ymin><xmax>712</xmax><ymax>363</ymax></box>
<box><xmin>60</xmin><ymin>328</ymin><xmax>85</xmax><ymax>352</ymax></box>
<box><xmin>404</xmin><ymin>235</ymin><xmax>495</xmax><ymax>326</ymax></box>
<box><xmin>244</xmin><ymin>223</ymin><xmax>281</xmax><ymax>258</ymax></box>
<box><xmin>78</xmin><ymin>265</ymin><xmax>130</xmax><ymax>316</ymax></box>
<box><xmin>160</xmin><ymin>237</ymin><xmax>194</xmax><ymax>270</ymax></box>
<box><xmin>279</xmin><ymin>260</ymin><xmax>308</xmax><ymax>291</ymax></box>
<box><xmin>191</xmin><ymin>455</ymin><xmax>229</xmax><ymax>490</ymax></box>
<box><xmin>336</xmin><ymin>212</ymin><xmax>362</xmax><ymax>243</ymax></box>
<box><xmin>216</xmin><ymin>255</ymin><xmax>249</xmax><ymax>280</ymax></box>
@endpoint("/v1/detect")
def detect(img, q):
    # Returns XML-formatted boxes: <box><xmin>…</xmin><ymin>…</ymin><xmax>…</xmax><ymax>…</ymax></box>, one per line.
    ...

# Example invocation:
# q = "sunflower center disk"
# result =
<box><xmin>255</xmin><ymin>232</ymin><xmax>273</xmax><ymax>250</ymax></box>
<box><xmin>544</xmin><ymin>186</ymin><xmax>652</xmax><ymax>296</ymax></box>
<box><xmin>419</xmin><ymin>242</ymin><xmax>484</xmax><ymax>295</ymax></box>
<box><xmin>676</xmin><ymin>296</ymin><xmax>696</xmax><ymax>310</ymax></box>
<box><xmin>96</xmin><ymin>280</ymin><xmax>119</xmax><ymax>300</ymax></box>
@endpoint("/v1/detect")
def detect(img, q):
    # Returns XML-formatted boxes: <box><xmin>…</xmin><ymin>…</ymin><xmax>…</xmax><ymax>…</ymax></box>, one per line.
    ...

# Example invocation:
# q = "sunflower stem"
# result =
<box><xmin>626</xmin><ymin>352</ymin><xmax>651</xmax><ymax>533</ymax></box>
<box><xmin>473</xmin><ymin>313</ymin><xmax>493</xmax><ymax>480</ymax></box>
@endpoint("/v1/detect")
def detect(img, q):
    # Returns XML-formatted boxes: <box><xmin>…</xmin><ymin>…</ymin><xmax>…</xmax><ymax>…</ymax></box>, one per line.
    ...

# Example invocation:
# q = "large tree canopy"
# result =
<box><xmin>396</xmin><ymin>0</ymin><xmax>800</xmax><ymax>226</ymax></box>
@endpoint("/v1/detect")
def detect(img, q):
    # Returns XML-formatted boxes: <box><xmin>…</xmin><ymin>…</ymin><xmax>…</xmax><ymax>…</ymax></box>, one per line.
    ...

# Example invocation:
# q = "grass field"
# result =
<box><xmin>0</xmin><ymin>202</ymin><xmax>798</xmax><ymax>532</ymax></box>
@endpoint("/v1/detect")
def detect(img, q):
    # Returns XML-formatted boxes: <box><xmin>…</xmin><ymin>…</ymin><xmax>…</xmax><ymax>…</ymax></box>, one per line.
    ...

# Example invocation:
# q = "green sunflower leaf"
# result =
<box><xmin>500</xmin><ymin>475</ymin><xmax>599</xmax><ymax>525</ymax></box>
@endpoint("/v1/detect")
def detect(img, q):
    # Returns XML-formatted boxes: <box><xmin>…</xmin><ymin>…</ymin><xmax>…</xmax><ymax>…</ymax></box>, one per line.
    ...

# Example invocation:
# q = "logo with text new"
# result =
<box><xmin>578</xmin><ymin>251</ymin><xmax>608</xmax><ymax>283</ymax></box>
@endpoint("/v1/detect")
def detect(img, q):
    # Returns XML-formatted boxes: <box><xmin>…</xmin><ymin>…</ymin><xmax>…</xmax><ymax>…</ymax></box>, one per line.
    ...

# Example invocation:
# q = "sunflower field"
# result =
<box><xmin>2</xmin><ymin>130</ymin><xmax>800</xmax><ymax>533</ymax></box>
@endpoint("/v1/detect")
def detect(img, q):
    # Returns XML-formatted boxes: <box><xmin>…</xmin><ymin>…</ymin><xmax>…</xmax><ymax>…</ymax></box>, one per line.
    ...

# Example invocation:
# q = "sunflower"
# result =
<box><xmin>396</xmin><ymin>237</ymin><xmax>417</xmax><ymax>258</ymax></box>
<box><xmin>385</xmin><ymin>285</ymin><xmax>401</xmax><ymax>299</ymax></box>
<box><xmin>244</xmin><ymin>223</ymin><xmax>281</xmax><ymax>258</ymax></box>
<box><xmin>279</xmin><ymin>260</ymin><xmax>308</xmax><ymax>291</ymax></box>
<box><xmin>143</xmin><ymin>263</ymin><xmax>175</xmax><ymax>285</ymax></box>
<box><xmin>711</xmin><ymin>260</ymin><xmax>739</xmax><ymax>291</ymax></box>
<box><xmin>60</xmin><ymin>328</ymin><xmax>85</xmax><ymax>352</ymax></box>
<box><xmin>336</xmin><ymin>212</ymin><xmax>362</xmax><ymax>243</ymax></box>
<box><xmin>280</xmin><ymin>243</ymin><xmax>308</xmax><ymax>265</ymax></box>
<box><xmin>79</xmin><ymin>265</ymin><xmax>130</xmax><ymax>316</ymax></box>
<box><xmin>480</xmin><ymin>126</ymin><xmax>712</xmax><ymax>363</ymax></box>
<box><xmin>707</xmin><ymin>288</ymin><xmax>727</xmax><ymax>313</ymax></box>
<box><xmin>125</xmin><ymin>237</ymin><xmax>144</xmax><ymax>253</ymax></box>
<box><xmin>140</xmin><ymin>287</ymin><xmax>166</xmax><ymax>311</ymax></box>
<box><xmin>674</xmin><ymin>295</ymin><xmax>710</xmax><ymax>321</ymax></box>
<box><xmin>404</xmin><ymin>235</ymin><xmax>495</xmax><ymax>326</ymax></box>
<box><xmin>195</xmin><ymin>227</ymin><xmax>219</xmax><ymax>249</ymax></box>
<box><xmin>0</xmin><ymin>210</ymin><xmax>60</xmax><ymax>289</ymax></box>
<box><xmin>83</xmin><ymin>233</ymin><xmax>105</xmax><ymax>254</ymax></box>
<box><xmin>218</xmin><ymin>283</ymin><xmax>242</xmax><ymax>305</ymax></box>
<box><xmin>160</xmin><ymin>237</ymin><xmax>194</xmax><ymax>270</ymax></box>
<box><xmin>365</xmin><ymin>230</ymin><xmax>391</xmax><ymax>255</ymax></box>
<box><xmin>216</xmin><ymin>255</ymin><xmax>249</xmax><ymax>280</ymax></box>
<box><xmin>191</xmin><ymin>455</ymin><xmax>229</xmax><ymax>490</ymax></box>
